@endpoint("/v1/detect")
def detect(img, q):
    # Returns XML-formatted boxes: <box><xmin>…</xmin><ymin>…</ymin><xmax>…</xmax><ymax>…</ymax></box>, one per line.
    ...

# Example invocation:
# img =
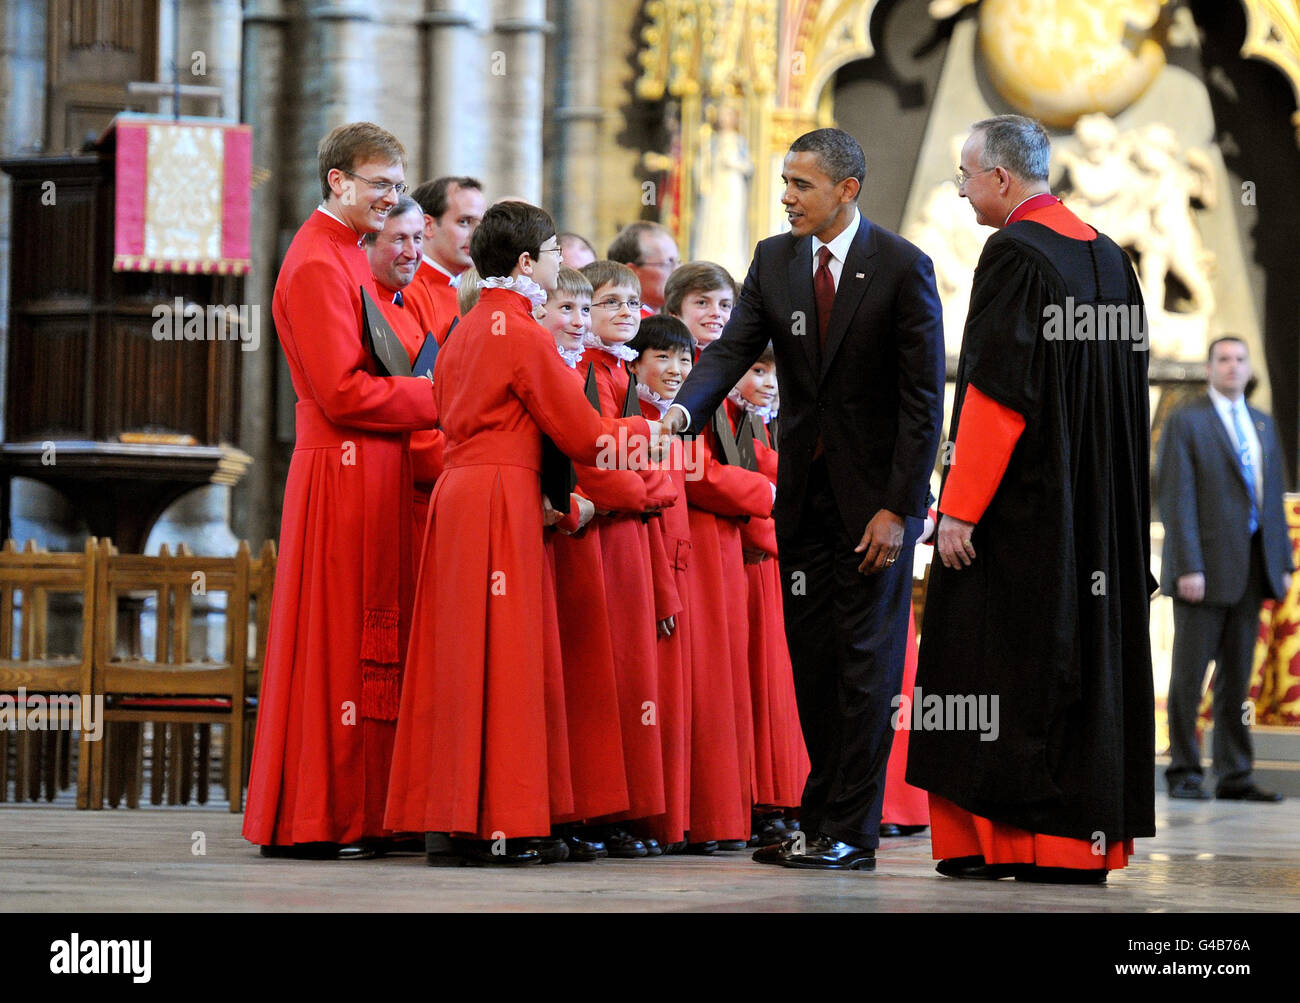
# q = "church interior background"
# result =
<box><xmin>1</xmin><ymin>0</ymin><xmax>1299</xmax><ymax>785</ymax></box>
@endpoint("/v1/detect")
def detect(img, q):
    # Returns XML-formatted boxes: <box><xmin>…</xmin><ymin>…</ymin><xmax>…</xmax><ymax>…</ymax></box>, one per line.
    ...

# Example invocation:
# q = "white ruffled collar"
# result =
<box><xmin>582</xmin><ymin>330</ymin><xmax>638</xmax><ymax>362</ymax></box>
<box><xmin>480</xmin><ymin>274</ymin><xmax>547</xmax><ymax>308</ymax></box>
<box><xmin>637</xmin><ymin>382</ymin><xmax>672</xmax><ymax>417</ymax></box>
<box><xmin>728</xmin><ymin>387</ymin><xmax>776</xmax><ymax>422</ymax></box>
<box><xmin>556</xmin><ymin>343</ymin><xmax>584</xmax><ymax>369</ymax></box>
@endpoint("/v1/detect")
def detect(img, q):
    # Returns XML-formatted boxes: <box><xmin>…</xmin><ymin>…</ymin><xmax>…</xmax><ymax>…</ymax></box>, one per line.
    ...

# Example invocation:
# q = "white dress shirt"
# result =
<box><xmin>810</xmin><ymin>208</ymin><xmax>861</xmax><ymax>291</ymax></box>
<box><xmin>1208</xmin><ymin>385</ymin><xmax>1263</xmax><ymax>500</ymax></box>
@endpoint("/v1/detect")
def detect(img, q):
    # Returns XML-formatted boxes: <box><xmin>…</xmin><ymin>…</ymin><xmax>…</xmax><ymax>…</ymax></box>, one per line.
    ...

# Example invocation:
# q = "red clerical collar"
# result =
<box><xmin>1005</xmin><ymin>193</ymin><xmax>1060</xmax><ymax>227</ymax></box>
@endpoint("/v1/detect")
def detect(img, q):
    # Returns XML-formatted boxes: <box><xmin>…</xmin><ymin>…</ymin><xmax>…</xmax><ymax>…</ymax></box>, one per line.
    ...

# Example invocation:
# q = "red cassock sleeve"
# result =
<box><xmin>552</xmin><ymin>495</ymin><xmax>584</xmax><ymax>535</ymax></box>
<box><xmin>647</xmin><ymin>518</ymin><xmax>683</xmax><ymax>619</ymax></box>
<box><xmin>510</xmin><ymin>331</ymin><xmax>652</xmax><ymax>466</ymax></box>
<box><xmin>685</xmin><ymin>426</ymin><xmax>776</xmax><ymax>519</ymax></box>
<box><xmin>283</xmin><ymin>257</ymin><xmax>438</xmax><ymax>431</ymax></box>
<box><xmin>574</xmin><ymin>462</ymin><xmax>649</xmax><ymax>512</ymax></box>
<box><xmin>937</xmin><ymin>383</ymin><xmax>1026</xmax><ymax>524</ymax></box>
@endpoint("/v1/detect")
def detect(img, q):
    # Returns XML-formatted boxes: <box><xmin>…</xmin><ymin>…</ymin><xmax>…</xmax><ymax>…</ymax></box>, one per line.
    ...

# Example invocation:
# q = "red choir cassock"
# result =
<box><xmin>243</xmin><ymin>210</ymin><xmax>439</xmax><ymax>848</ymax></box>
<box><xmin>882</xmin><ymin>605</ymin><xmax>929</xmax><ymax>827</ymax></box>
<box><xmin>408</xmin><ymin>258</ymin><xmax>460</xmax><ymax>344</ymax></box>
<box><xmin>550</xmin><ymin>376</ymin><xmax>654</xmax><ymax>823</ymax></box>
<box><xmin>683</xmin><ymin>407</ymin><xmax>770</xmax><ymax>840</ymax></box>
<box><xmin>384</xmin><ymin>288</ymin><xmax>650</xmax><ymax>839</ymax></box>
<box><xmin>376</xmin><ymin>282</ymin><xmax>446</xmax><ymax>559</ymax></box>
<box><xmin>640</xmin><ymin>398</ymin><xmax>694</xmax><ymax>846</ymax></box>
<box><xmin>579</xmin><ymin>347</ymin><xmax>677</xmax><ymax>823</ymax></box>
<box><xmin>727</xmin><ymin>400</ymin><xmax>809</xmax><ymax>812</ymax></box>
<box><xmin>926</xmin><ymin>193</ymin><xmax>1132</xmax><ymax>871</ymax></box>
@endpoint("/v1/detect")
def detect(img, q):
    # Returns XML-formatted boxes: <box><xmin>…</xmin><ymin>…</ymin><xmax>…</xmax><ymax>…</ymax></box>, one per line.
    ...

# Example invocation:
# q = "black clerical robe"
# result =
<box><xmin>907</xmin><ymin>220</ymin><xmax>1156</xmax><ymax>845</ymax></box>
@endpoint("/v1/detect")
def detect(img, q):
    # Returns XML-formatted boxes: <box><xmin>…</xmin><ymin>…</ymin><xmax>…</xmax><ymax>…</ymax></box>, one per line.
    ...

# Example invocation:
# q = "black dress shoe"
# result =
<box><xmin>600</xmin><ymin>827</ymin><xmax>649</xmax><ymax>858</ymax></box>
<box><xmin>753</xmin><ymin>834</ymin><xmax>828</xmax><ymax>866</ymax></box>
<box><xmin>260</xmin><ymin>842</ymin><xmax>377</xmax><ymax>860</ymax></box>
<box><xmin>1216</xmin><ymin>784</ymin><xmax>1284</xmax><ymax>802</ymax></box>
<box><xmin>749</xmin><ymin>815</ymin><xmax>790</xmax><ymax>847</ymax></box>
<box><xmin>935</xmin><ymin>855</ymin><xmax>1022</xmax><ymax>879</ymax></box>
<box><xmin>449</xmin><ymin>838</ymin><xmax>544</xmax><ymax>866</ymax></box>
<box><xmin>642</xmin><ymin>837</ymin><xmax>664</xmax><ymax>857</ymax></box>
<box><xmin>684</xmin><ymin>840</ymin><xmax>718</xmax><ymax>854</ymax></box>
<box><xmin>1014</xmin><ymin>865</ymin><xmax>1107</xmax><ymax>885</ymax></box>
<box><xmin>716</xmin><ymin>839</ymin><xmax>749</xmax><ymax>851</ymax></box>
<box><xmin>524</xmin><ymin>837</ymin><xmax>570</xmax><ymax>864</ymax></box>
<box><xmin>879</xmin><ymin>823</ymin><xmax>928</xmax><ymax>837</ymax></box>
<box><xmin>782</xmin><ymin>839</ymin><xmax>876</xmax><ymax>871</ymax></box>
<box><xmin>561</xmin><ymin>833</ymin><xmax>608</xmax><ymax>861</ymax></box>
<box><xmin>1168</xmin><ymin>776</ymin><xmax>1212</xmax><ymax>800</ymax></box>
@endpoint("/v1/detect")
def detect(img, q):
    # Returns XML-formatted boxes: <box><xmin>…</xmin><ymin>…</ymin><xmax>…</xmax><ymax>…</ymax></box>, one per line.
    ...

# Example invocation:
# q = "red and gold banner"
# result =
<box><xmin>105</xmin><ymin>114</ymin><xmax>251</xmax><ymax>276</ymax></box>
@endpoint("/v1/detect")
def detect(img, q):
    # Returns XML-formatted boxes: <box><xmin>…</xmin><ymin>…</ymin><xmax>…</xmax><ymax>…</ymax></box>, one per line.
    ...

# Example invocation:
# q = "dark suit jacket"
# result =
<box><xmin>1157</xmin><ymin>394</ymin><xmax>1292</xmax><ymax>604</ymax></box>
<box><xmin>674</xmin><ymin>215</ymin><xmax>945</xmax><ymax>538</ymax></box>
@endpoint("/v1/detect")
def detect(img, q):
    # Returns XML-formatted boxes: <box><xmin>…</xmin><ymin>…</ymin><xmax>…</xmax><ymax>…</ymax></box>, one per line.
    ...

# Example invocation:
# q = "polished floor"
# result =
<box><xmin>1</xmin><ymin>795</ymin><xmax>1297</xmax><ymax>912</ymax></box>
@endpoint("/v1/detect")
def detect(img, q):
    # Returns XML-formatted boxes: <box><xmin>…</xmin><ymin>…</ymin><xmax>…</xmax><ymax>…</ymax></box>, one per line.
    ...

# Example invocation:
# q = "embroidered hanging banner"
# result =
<box><xmin>104</xmin><ymin>114</ymin><xmax>252</xmax><ymax>276</ymax></box>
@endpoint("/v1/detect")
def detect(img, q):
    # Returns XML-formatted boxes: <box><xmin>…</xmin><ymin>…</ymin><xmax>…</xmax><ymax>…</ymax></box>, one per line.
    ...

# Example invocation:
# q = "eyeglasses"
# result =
<box><xmin>593</xmin><ymin>297</ymin><xmax>642</xmax><ymax>313</ymax></box>
<box><xmin>537</xmin><ymin>245</ymin><xmax>564</xmax><ymax>258</ymax></box>
<box><xmin>340</xmin><ymin>170</ymin><xmax>409</xmax><ymax>196</ymax></box>
<box><xmin>954</xmin><ymin>165</ymin><xmax>997</xmax><ymax>189</ymax></box>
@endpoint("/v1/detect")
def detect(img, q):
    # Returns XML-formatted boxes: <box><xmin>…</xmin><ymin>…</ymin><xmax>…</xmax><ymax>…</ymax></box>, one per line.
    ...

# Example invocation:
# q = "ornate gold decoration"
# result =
<box><xmin>1240</xmin><ymin>0</ymin><xmax>1300</xmax><ymax>144</ymax></box>
<box><xmin>637</xmin><ymin>0</ymin><xmax>777</xmax><ymax>101</ymax></box>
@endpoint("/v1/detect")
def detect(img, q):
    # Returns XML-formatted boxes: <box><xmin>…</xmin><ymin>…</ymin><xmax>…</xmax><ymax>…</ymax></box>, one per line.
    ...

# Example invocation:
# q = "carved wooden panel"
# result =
<box><xmin>46</xmin><ymin>0</ymin><xmax>160</xmax><ymax>152</ymax></box>
<box><xmin>6</xmin><ymin>315</ymin><xmax>92</xmax><ymax>440</ymax></box>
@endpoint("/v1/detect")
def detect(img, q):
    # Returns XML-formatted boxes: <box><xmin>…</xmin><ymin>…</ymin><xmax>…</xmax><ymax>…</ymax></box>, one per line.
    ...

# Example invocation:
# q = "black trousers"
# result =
<box><xmin>1166</xmin><ymin>533</ymin><xmax>1266</xmax><ymax>791</ymax></box>
<box><xmin>777</xmin><ymin>457</ymin><xmax>913</xmax><ymax>849</ymax></box>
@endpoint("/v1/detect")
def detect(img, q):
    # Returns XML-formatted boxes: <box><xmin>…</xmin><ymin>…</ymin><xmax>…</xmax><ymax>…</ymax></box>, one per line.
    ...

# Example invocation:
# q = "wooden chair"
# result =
<box><xmin>0</xmin><ymin>538</ymin><xmax>99</xmax><ymax>808</ymax></box>
<box><xmin>93</xmin><ymin>539</ymin><xmax>252</xmax><ymax>811</ymax></box>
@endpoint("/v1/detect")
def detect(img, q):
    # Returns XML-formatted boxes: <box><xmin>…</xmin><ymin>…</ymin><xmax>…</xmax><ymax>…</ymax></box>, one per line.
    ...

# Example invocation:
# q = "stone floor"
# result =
<box><xmin>1</xmin><ymin>795</ymin><xmax>1298</xmax><ymax>912</ymax></box>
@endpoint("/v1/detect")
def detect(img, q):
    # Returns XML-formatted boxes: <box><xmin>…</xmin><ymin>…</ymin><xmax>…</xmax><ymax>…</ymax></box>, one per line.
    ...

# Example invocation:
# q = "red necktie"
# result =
<box><xmin>814</xmin><ymin>245</ymin><xmax>835</xmax><ymax>351</ymax></box>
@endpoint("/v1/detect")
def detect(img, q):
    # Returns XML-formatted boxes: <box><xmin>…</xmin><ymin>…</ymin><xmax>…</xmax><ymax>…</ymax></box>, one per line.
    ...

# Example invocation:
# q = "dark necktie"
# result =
<box><xmin>814</xmin><ymin>245</ymin><xmax>835</xmax><ymax>351</ymax></box>
<box><xmin>393</xmin><ymin>290</ymin><xmax>404</xmax><ymax>307</ymax></box>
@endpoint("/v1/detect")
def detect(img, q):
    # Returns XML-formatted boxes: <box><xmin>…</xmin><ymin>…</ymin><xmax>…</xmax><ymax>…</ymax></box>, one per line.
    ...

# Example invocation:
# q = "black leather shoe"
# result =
<box><xmin>425</xmin><ymin>832</ymin><xmax>462</xmax><ymax>867</ymax></box>
<box><xmin>1168</xmin><ymin>776</ymin><xmax>1212</xmax><ymax>800</ymax></box>
<box><xmin>601</xmin><ymin>827</ymin><xmax>649</xmax><ymax>858</ymax></box>
<box><xmin>935</xmin><ymin>855</ymin><xmax>1022</xmax><ymax>879</ymax></box>
<box><xmin>449</xmin><ymin>838</ymin><xmax>544</xmax><ymax>866</ymax></box>
<box><xmin>1014</xmin><ymin>865</ymin><xmax>1107</xmax><ymax>885</ymax></box>
<box><xmin>261</xmin><ymin>841</ymin><xmax>377</xmax><ymax>860</ymax></box>
<box><xmin>524</xmin><ymin>837</ymin><xmax>570</xmax><ymax>864</ymax></box>
<box><xmin>716</xmin><ymin>839</ymin><xmax>749</xmax><ymax>851</ymax></box>
<box><xmin>781</xmin><ymin>839</ymin><xmax>876</xmax><ymax>871</ymax></box>
<box><xmin>561</xmin><ymin>833</ymin><xmax>608</xmax><ymax>861</ymax></box>
<box><xmin>753</xmin><ymin>834</ymin><xmax>828</xmax><ymax>866</ymax></box>
<box><xmin>684</xmin><ymin>840</ymin><xmax>718</xmax><ymax>854</ymax></box>
<box><xmin>1216</xmin><ymin>784</ymin><xmax>1284</xmax><ymax>802</ymax></box>
<box><xmin>879</xmin><ymin>823</ymin><xmax>929</xmax><ymax>838</ymax></box>
<box><xmin>642</xmin><ymin>837</ymin><xmax>663</xmax><ymax>857</ymax></box>
<box><xmin>750</xmin><ymin>815</ymin><xmax>790</xmax><ymax>847</ymax></box>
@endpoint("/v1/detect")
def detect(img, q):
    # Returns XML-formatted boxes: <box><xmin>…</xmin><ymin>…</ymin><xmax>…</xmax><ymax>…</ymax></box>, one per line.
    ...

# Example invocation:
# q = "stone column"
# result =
<box><xmin>550</xmin><ymin>0</ymin><xmax>603</xmax><ymax>236</ymax></box>
<box><xmin>422</xmin><ymin>0</ymin><xmax>488</xmax><ymax>181</ymax></box>
<box><xmin>236</xmin><ymin>0</ymin><xmax>289</xmax><ymax>550</ymax></box>
<box><xmin>178</xmin><ymin>0</ymin><xmax>243</xmax><ymax>119</ymax></box>
<box><xmin>488</xmin><ymin>0</ymin><xmax>551</xmax><ymax>203</ymax></box>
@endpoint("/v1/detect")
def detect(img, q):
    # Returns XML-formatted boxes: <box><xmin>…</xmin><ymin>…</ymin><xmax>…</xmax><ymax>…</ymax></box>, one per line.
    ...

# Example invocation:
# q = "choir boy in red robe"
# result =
<box><xmin>726</xmin><ymin>345</ymin><xmax>810</xmax><ymax>844</ymax></box>
<box><xmin>626</xmin><ymin>316</ymin><xmax>698</xmax><ymax>851</ymax></box>
<box><xmin>408</xmin><ymin>176</ymin><xmax>486</xmax><ymax>342</ymax></box>
<box><xmin>533</xmin><ymin>266</ymin><xmax>628</xmax><ymax>861</ymax></box>
<box><xmin>666</xmin><ymin>262</ymin><xmax>771</xmax><ymax>850</ymax></box>
<box><xmin>363</xmin><ymin>195</ymin><xmax>445</xmax><ymax>560</ymax></box>
<box><xmin>577</xmin><ymin>260</ymin><xmax>680</xmax><ymax>856</ymax></box>
<box><xmin>244</xmin><ymin>122</ymin><xmax>438</xmax><ymax>859</ymax></box>
<box><xmin>384</xmin><ymin>203</ymin><xmax>663</xmax><ymax>866</ymax></box>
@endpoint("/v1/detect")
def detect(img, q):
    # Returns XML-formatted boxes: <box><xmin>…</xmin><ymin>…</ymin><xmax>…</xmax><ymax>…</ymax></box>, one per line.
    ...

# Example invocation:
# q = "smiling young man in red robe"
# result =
<box><xmin>908</xmin><ymin>115</ymin><xmax>1155</xmax><ymax>884</ymax></box>
<box><xmin>243</xmin><ymin>123</ymin><xmax>439</xmax><ymax>859</ymax></box>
